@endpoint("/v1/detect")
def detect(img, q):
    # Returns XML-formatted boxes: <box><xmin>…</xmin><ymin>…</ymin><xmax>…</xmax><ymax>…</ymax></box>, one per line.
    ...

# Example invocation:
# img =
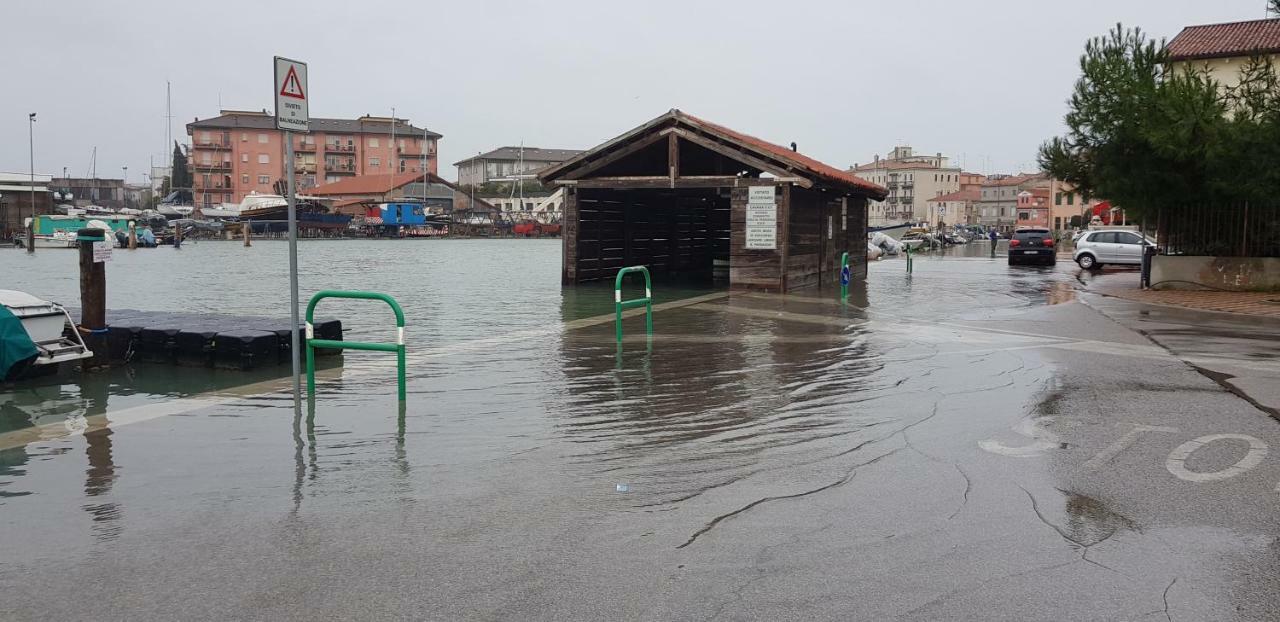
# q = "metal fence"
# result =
<box><xmin>1157</xmin><ymin>202</ymin><xmax>1280</xmax><ymax>257</ymax></box>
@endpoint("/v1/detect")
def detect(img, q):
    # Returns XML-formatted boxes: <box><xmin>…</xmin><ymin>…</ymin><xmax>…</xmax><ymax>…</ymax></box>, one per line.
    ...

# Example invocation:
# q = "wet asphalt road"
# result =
<box><xmin>3</xmin><ymin>244</ymin><xmax>1280</xmax><ymax>621</ymax></box>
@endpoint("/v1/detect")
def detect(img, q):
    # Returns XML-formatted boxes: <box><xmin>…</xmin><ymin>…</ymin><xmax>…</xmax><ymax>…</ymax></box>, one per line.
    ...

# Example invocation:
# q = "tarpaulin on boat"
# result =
<box><xmin>0</xmin><ymin>305</ymin><xmax>38</xmax><ymax>381</ymax></box>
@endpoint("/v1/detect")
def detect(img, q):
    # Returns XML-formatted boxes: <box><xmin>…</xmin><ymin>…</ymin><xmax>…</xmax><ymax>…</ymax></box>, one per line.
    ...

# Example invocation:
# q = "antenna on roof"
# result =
<box><xmin>790</xmin><ymin>142</ymin><xmax>797</xmax><ymax>152</ymax></box>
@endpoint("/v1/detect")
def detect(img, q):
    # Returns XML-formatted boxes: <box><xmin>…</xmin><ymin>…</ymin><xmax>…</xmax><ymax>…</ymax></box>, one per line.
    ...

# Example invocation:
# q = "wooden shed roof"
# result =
<box><xmin>539</xmin><ymin>110</ymin><xmax>888</xmax><ymax>200</ymax></box>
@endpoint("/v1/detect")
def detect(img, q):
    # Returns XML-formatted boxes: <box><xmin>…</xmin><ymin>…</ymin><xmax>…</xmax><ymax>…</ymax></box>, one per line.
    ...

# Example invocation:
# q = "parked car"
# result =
<box><xmin>1008</xmin><ymin>227</ymin><xmax>1056</xmax><ymax>266</ymax></box>
<box><xmin>1073</xmin><ymin>229</ymin><xmax>1154</xmax><ymax>269</ymax></box>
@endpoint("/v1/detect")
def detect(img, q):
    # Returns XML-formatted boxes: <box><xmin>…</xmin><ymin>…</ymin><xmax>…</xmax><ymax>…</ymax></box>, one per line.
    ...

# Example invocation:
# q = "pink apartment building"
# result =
<box><xmin>1015</xmin><ymin>188</ymin><xmax>1051</xmax><ymax>228</ymax></box>
<box><xmin>185</xmin><ymin>110</ymin><xmax>442</xmax><ymax>206</ymax></box>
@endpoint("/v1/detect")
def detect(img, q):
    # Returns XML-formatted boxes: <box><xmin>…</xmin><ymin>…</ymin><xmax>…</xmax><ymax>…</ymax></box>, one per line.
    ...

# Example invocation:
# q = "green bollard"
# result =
<box><xmin>838</xmin><ymin>251</ymin><xmax>850</xmax><ymax>300</ymax></box>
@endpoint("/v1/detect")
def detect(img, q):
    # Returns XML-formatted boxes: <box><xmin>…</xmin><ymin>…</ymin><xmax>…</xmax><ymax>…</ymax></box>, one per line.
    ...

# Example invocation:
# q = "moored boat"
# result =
<box><xmin>0</xmin><ymin>290</ymin><xmax>93</xmax><ymax>381</ymax></box>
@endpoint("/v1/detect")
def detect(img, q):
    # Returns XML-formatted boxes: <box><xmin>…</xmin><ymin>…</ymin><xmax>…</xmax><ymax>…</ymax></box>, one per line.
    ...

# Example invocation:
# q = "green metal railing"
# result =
<box><xmin>838</xmin><ymin>251</ymin><xmax>851</xmax><ymax>299</ymax></box>
<box><xmin>614</xmin><ymin>266</ymin><xmax>653</xmax><ymax>343</ymax></box>
<box><xmin>305</xmin><ymin>290</ymin><xmax>406</xmax><ymax>402</ymax></box>
<box><xmin>904</xmin><ymin>245</ymin><xmax>914</xmax><ymax>274</ymax></box>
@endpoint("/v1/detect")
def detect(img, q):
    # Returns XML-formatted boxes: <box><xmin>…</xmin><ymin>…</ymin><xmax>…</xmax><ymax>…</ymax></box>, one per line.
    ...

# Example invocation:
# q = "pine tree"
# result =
<box><xmin>170</xmin><ymin>141</ymin><xmax>192</xmax><ymax>189</ymax></box>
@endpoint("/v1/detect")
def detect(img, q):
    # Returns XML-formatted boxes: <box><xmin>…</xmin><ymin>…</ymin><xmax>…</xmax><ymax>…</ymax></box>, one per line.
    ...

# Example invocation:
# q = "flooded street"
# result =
<box><xmin>3</xmin><ymin>241</ymin><xmax>1280</xmax><ymax>620</ymax></box>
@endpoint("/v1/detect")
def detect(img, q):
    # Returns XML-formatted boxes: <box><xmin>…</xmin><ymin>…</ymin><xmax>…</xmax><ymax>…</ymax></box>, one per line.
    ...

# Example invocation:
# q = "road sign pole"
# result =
<box><xmin>275</xmin><ymin>56</ymin><xmax>308</xmax><ymax>404</ymax></box>
<box><xmin>286</xmin><ymin>132</ymin><xmax>301</xmax><ymax>402</ymax></box>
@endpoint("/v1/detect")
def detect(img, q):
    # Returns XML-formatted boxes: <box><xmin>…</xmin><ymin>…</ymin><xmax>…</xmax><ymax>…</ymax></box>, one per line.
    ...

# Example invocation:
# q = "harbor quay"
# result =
<box><xmin>2</xmin><ymin>238</ymin><xmax>1280</xmax><ymax>620</ymax></box>
<box><xmin>6</xmin><ymin>2</ymin><xmax>1280</xmax><ymax>619</ymax></box>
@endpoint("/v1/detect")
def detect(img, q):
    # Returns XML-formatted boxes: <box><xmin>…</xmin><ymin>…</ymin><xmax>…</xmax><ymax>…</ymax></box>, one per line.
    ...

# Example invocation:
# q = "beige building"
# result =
<box><xmin>926</xmin><ymin>187</ymin><xmax>980</xmax><ymax>226</ymax></box>
<box><xmin>977</xmin><ymin>174</ymin><xmax>1048</xmax><ymax>232</ymax></box>
<box><xmin>850</xmin><ymin>146</ymin><xmax>963</xmax><ymax>226</ymax></box>
<box><xmin>1046</xmin><ymin>178</ymin><xmax>1105</xmax><ymax>232</ymax></box>
<box><xmin>1167</xmin><ymin>17</ymin><xmax>1280</xmax><ymax>88</ymax></box>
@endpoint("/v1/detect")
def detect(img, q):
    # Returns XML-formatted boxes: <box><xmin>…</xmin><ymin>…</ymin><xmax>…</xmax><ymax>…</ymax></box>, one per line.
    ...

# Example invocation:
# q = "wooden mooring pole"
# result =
<box><xmin>243</xmin><ymin>221</ymin><xmax>251</xmax><ymax>247</ymax></box>
<box><xmin>77</xmin><ymin>228</ymin><xmax>108</xmax><ymax>368</ymax></box>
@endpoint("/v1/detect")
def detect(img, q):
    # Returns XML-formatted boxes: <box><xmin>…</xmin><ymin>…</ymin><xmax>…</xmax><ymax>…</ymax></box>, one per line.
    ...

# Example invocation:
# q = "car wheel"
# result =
<box><xmin>1076</xmin><ymin>253</ymin><xmax>1098</xmax><ymax>270</ymax></box>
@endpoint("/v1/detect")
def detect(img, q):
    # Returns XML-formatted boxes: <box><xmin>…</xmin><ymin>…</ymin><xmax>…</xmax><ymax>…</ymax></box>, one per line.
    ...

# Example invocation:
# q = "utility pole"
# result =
<box><xmin>28</xmin><ymin>112</ymin><xmax>36</xmax><ymax>253</ymax></box>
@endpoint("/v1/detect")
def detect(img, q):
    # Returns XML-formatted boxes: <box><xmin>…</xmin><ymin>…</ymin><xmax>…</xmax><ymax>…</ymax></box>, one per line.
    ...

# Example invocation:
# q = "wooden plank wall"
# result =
<box><xmin>848</xmin><ymin>196</ymin><xmax>869</xmax><ymax>280</ymax></box>
<box><xmin>785</xmin><ymin>187</ymin><xmax>824</xmax><ymax>290</ymax></box>
<box><xmin>728</xmin><ymin>184</ymin><xmax>785</xmax><ymax>291</ymax></box>
<box><xmin>571</xmin><ymin>188</ymin><xmax>728</xmax><ymax>284</ymax></box>
<box><xmin>784</xmin><ymin>188</ymin><xmax>866</xmax><ymax>291</ymax></box>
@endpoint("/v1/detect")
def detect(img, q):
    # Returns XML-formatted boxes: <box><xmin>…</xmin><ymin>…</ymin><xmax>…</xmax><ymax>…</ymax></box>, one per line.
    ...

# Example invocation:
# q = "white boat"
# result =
<box><xmin>0</xmin><ymin>290</ymin><xmax>93</xmax><ymax>368</ymax></box>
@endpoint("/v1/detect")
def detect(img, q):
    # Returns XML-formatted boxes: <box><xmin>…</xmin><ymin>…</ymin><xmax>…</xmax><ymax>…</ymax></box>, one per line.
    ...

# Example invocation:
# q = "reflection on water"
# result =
<box><xmin>0</xmin><ymin>239</ymin><xmax>1082</xmax><ymax>561</ymax></box>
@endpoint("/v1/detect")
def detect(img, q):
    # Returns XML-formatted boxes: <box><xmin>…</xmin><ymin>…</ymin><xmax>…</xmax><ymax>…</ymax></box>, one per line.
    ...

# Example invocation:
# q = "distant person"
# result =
<box><xmin>988</xmin><ymin>228</ymin><xmax>998</xmax><ymax>256</ymax></box>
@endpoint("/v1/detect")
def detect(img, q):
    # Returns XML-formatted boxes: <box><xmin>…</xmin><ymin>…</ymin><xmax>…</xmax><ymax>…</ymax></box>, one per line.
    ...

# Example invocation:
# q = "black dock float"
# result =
<box><xmin>73</xmin><ymin>309</ymin><xmax>344</xmax><ymax>371</ymax></box>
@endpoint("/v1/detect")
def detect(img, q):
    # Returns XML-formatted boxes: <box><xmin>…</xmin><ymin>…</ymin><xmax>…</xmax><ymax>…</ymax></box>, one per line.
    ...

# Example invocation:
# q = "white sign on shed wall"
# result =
<box><xmin>745</xmin><ymin>186</ymin><xmax>777</xmax><ymax>250</ymax></box>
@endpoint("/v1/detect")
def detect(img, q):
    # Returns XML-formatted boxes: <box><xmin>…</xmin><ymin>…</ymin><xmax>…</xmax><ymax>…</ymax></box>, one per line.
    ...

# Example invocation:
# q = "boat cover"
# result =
<box><xmin>0</xmin><ymin>305</ymin><xmax>38</xmax><ymax>381</ymax></box>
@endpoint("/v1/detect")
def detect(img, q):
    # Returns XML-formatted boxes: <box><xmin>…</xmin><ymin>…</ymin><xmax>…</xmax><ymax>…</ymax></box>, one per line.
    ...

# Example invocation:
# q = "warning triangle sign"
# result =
<box><xmin>279</xmin><ymin>65</ymin><xmax>305</xmax><ymax>100</ymax></box>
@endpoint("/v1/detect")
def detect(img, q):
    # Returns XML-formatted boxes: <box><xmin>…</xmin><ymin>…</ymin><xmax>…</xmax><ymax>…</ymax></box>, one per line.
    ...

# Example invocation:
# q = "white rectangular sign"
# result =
<box><xmin>92</xmin><ymin>241</ymin><xmax>112</xmax><ymax>263</ymax></box>
<box><xmin>274</xmin><ymin>56</ymin><xmax>309</xmax><ymax>132</ymax></box>
<box><xmin>745</xmin><ymin>186</ymin><xmax>777</xmax><ymax>250</ymax></box>
<box><xmin>748</xmin><ymin>186</ymin><xmax>774</xmax><ymax>204</ymax></box>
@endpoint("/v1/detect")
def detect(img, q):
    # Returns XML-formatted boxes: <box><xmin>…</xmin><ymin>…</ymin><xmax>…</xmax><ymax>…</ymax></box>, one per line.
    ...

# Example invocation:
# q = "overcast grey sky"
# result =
<box><xmin>1</xmin><ymin>0</ymin><xmax>1268</xmax><ymax>183</ymax></box>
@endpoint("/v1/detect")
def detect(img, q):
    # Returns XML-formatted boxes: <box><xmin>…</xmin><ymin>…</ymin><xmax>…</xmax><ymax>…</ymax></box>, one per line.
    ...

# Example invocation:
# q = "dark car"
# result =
<box><xmin>1008</xmin><ymin>227</ymin><xmax>1056</xmax><ymax>266</ymax></box>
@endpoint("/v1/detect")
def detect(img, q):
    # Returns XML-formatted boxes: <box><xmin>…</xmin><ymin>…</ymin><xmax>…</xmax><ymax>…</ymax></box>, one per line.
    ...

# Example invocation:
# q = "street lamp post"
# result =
<box><xmin>28</xmin><ymin>112</ymin><xmax>36</xmax><ymax>253</ymax></box>
<box><xmin>122</xmin><ymin>166</ymin><xmax>128</xmax><ymax>209</ymax></box>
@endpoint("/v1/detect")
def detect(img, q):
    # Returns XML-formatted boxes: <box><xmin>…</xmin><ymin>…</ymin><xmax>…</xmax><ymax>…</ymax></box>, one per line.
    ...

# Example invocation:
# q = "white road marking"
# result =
<box><xmin>1083</xmin><ymin>424</ymin><xmax>1180</xmax><ymax>470</ymax></box>
<box><xmin>1166</xmin><ymin>434</ymin><xmax>1269</xmax><ymax>482</ymax></box>
<box><xmin>979</xmin><ymin>416</ymin><xmax>1061</xmax><ymax>458</ymax></box>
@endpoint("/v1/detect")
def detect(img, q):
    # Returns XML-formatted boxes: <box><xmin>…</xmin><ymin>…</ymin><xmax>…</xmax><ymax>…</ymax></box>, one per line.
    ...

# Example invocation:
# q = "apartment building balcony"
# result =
<box><xmin>324</xmin><ymin>162</ymin><xmax>357</xmax><ymax>174</ymax></box>
<box><xmin>193</xmin><ymin>161</ymin><xmax>232</xmax><ymax>171</ymax></box>
<box><xmin>196</xmin><ymin>181</ymin><xmax>232</xmax><ymax>191</ymax></box>
<box><xmin>194</xmin><ymin>140</ymin><xmax>232</xmax><ymax>150</ymax></box>
<box><xmin>294</xmin><ymin>164</ymin><xmax>317</xmax><ymax>174</ymax></box>
<box><xmin>325</xmin><ymin>143</ymin><xmax>357</xmax><ymax>153</ymax></box>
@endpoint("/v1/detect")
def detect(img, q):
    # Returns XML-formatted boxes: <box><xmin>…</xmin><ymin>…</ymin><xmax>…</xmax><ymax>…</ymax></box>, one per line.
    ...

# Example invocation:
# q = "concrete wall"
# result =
<box><xmin>1151</xmin><ymin>255</ymin><xmax>1280</xmax><ymax>291</ymax></box>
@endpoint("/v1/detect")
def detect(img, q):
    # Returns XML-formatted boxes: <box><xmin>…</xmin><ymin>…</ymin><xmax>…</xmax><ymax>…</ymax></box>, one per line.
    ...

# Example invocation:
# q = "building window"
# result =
<box><xmin>200</xmin><ymin>131</ymin><xmax>211</xmax><ymax>142</ymax></box>
<box><xmin>259</xmin><ymin>154</ymin><xmax>270</xmax><ymax>164</ymax></box>
<box><xmin>242</xmin><ymin>153</ymin><xmax>249</xmax><ymax>163</ymax></box>
<box><xmin>370</xmin><ymin>157</ymin><xmax>380</xmax><ymax>167</ymax></box>
<box><xmin>1019</xmin><ymin>212</ymin><xmax>1030</xmax><ymax>221</ymax></box>
<box><xmin>241</xmin><ymin>174</ymin><xmax>250</xmax><ymax>184</ymax></box>
<box><xmin>1055</xmin><ymin>192</ymin><xmax>1062</xmax><ymax>205</ymax></box>
<box><xmin>398</xmin><ymin>139</ymin><xmax>406</xmax><ymax>150</ymax></box>
<box><xmin>241</xmin><ymin>132</ymin><xmax>248</xmax><ymax>142</ymax></box>
<box><xmin>1067</xmin><ymin>193</ymin><xmax>1074</xmax><ymax>205</ymax></box>
<box><xmin>258</xmin><ymin>133</ymin><xmax>269</xmax><ymax>144</ymax></box>
<box><xmin>368</xmin><ymin>138</ymin><xmax>380</xmax><ymax>148</ymax></box>
<box><xmin>258</xmin><ymin>175</ymin><xmax>269</xmax><ymax>185</ymax></box>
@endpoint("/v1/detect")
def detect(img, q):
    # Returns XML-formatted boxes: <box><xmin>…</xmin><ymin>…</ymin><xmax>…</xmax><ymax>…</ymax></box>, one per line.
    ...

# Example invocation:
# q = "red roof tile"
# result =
<box><xmin>540</xmin><ymin>110</ymin><xmax>887</xmax><ymax>199</ymax></box>
<box><xmin>682</xmin><ymin>112</ymin><xmax>887</xmax><ymax>197</ymax></box>
<box><xmin>310</xmin><ymin>171</ymin><xmax>443</xmax><ymax>196</ymax></box>
<box><xmin>927</xmin><ymin>188</ymin><xmax>980</xmax><ymax>203</ymax></box>
<box><xmin>1167</xmin><ymin>18</ymin><xmax>1280</xmax><ymax>61</ymax></box>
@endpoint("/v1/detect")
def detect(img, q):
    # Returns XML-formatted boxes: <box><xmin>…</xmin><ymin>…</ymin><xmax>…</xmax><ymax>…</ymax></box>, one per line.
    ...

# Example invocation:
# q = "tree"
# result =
<box><xmin>170</xmin><ymin>141</ymin><xmax>192</xmax><ymax>190</ymax></box>
<box><xmin>1039</xmin><ymin>24</ymin><xmax>1227</xmax><ymax>219</ymax></box>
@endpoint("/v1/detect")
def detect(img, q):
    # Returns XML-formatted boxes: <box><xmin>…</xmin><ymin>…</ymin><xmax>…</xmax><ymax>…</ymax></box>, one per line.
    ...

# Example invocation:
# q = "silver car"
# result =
<box><xmin>1073</xmin><ymin>229</ymin><xmax>1154</xmax><ymax>269</ymax></box>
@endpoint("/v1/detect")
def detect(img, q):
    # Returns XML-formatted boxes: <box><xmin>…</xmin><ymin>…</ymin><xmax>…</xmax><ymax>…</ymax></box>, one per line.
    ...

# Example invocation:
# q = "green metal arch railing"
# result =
<box><xmin>614</xmin><ymin>266</ymin><xmax>653</xmax><ymax>343</ymax></box>
<box><xmin>305</xmin><ymin>290</ymin><xmax>407</xmax><ymax>402</ymax></box>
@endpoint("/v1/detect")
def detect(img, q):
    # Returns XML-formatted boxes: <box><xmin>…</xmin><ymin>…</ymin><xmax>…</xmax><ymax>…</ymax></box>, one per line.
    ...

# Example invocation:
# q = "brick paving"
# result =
<box><xmin>1099</xmin><ymin>287</ymin><xmax>1280</xmax><ymax>318</ymax></box>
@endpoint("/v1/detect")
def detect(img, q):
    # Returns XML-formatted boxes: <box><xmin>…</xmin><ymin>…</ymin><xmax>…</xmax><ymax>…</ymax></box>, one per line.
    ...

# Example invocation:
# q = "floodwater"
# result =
<box><xmin>4</xmin><ymin>240</ymin><xmax>1278</xmax><ymax>620</ymax></box>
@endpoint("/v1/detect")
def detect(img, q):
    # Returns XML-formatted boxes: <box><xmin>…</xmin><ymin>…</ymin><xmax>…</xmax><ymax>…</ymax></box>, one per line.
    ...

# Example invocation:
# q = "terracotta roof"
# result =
<box><xmin>310</xmin><ymin>172</ymin><xmax>444</xmax><ymax>196</ymax></box>
<box><xmin>680</xmin><ymin>113</ymin><xmax>886</xmax><ymax>197</ymax></box>
<box><xmin>1167</xmin><ymin>18</ymin><xmax>1280</xmax><ymax>61</ymax></box>
<box><xmin>539</xmin><ymin>110</ymin><xmax>887</xmax><ymax>199</ymax></box>
<box><xmin>981</xmin><ymin>174</ymin><xmax>1041</xmax><ymax>188</ymax></box>
<box><xmin>927</xmin><ymin>188</ymin><xmax>980</xmax><ymax>203</ymax></box>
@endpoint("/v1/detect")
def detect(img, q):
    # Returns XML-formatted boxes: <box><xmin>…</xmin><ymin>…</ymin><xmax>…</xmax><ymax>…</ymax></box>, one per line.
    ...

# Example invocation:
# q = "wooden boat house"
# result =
<box><xmin>539</xmin><ymin>110</ymin><xmax>888</xmax><ymax>292</ymax></box>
